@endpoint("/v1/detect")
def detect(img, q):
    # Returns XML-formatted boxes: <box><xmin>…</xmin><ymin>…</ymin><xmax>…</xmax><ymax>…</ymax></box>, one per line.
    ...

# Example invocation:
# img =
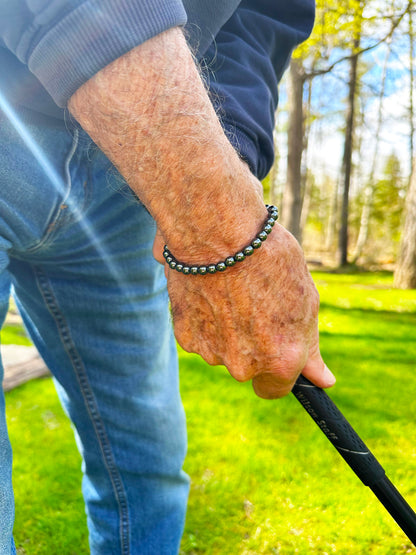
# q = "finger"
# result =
<box><xmin>302</xmin><ymin>329</ymin><xmax>336</xmax><ymax>389</ymax></box>
<box><xmin>252</xmin><ymin>372</ymin><xmax>297</xmax><ymax>400</ymax></box>
<box><xmin>250</xmin><ymin>342</ymin><xmax>308</xmax><ymax>399</ymax></box>
<box><xmin>175</xmin><ymin>332</ymin><xmax>223</xmax><ymax>367</ymax></box>
<box><xmin>199</xmin><ymin>350</ymin><xmax>224</xmax><ymax>367</ymax></box>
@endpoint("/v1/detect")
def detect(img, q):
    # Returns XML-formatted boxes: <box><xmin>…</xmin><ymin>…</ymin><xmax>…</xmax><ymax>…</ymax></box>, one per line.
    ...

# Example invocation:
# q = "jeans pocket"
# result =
<box><xmin>0</xmin><ymin>112</ymin><xmax>77</xmax><ymax>253</ymax></box>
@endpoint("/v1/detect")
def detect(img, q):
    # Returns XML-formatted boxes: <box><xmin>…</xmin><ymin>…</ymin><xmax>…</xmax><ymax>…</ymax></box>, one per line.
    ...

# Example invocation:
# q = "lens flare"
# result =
<box><xmin>0</xmin><ymin>92</ymin><xmax>124</xmax><ymax>287</ymax></box>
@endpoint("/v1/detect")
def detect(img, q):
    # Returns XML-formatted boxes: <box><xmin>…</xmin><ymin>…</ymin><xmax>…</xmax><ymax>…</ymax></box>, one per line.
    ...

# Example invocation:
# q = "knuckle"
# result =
<box><xmin>225</xmin><ymin>358</ymin><xmax>254</xmax><ymax>383</ymax></box>
<box><xmin>200</xmin><ymin>351</ymin><xmax>222</xmax><ymax>367</ymax></box>
<box><xmin>228</xmin><ymin>368</ymin><xmax>250</xmax><ymax>383</ymax></box>
<box><xmin>175</xmin><ymin>327</ymin><xmax>223</xmax><ymax>367</ymax></box>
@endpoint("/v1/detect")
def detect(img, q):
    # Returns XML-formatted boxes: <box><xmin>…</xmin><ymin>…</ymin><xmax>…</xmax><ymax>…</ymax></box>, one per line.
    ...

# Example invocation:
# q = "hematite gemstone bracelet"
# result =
<box><xmin>163</xmin><ymin>204</ymin><xmax>278</xmax><ymax>276</ymax></box>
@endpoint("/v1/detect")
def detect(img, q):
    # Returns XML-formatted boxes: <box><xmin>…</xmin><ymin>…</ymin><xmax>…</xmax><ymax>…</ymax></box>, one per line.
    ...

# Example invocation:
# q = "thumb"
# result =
<box><xmin>302</xmin><ymin>329</ymin><xmax>336</xmax><ymax>389</ymax></box>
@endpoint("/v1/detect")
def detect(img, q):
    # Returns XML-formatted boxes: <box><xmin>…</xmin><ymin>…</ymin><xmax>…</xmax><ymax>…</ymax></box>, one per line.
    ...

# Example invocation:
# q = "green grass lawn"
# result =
<box><xmin>1</xmin><ymin>324</ymin><xmax>32</xmax><ymax>346</ymax></box>
<box><xmin>3</xmin><ymin>271</ymin><xmax>416</xmax><ymax>554</ymax></box>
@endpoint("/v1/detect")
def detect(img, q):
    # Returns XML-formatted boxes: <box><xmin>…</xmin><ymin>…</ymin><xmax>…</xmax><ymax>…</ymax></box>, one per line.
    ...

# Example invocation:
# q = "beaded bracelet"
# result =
<box><xmin>163</xmin><ymin>204</ymin><xmax>278</xmax><ymax>275</ymax></box>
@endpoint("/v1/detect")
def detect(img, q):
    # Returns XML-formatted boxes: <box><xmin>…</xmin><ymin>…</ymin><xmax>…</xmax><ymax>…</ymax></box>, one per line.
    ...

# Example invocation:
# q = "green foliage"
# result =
<box><xmin>294</xmin><ymin>0</ymin><xmax>365</xmax><ymax>62</ymax></box>
<box><xmin>278</xmin><ymin>0</ymin><xmax>413</xmax><ymax>266</ymax></box>
<box><xmin>352</xmin><ymin>153</ymin><xmax>407</xmax><ymax>263</ymax></box>
<box><xmin>5</xmin><ymin>271</ymin><xmax>416</xmax><ymax>554</ymax></box>
<box><xmin>372</xmin><ymin>153</ymin><xmax>406</xmax><ymax>238</ymax></box>
<box><xmin>261</xmin><ymin>173</ymin><xmax>271</xmax><ymax>201</ymax></box>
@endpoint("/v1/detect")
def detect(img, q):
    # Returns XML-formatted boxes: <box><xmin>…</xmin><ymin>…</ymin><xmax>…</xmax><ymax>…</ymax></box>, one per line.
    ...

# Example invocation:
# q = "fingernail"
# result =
<box><xmin>323</xmin><ymin>365</ymin><xmax>336</xmax><ymax>387</ymax></box>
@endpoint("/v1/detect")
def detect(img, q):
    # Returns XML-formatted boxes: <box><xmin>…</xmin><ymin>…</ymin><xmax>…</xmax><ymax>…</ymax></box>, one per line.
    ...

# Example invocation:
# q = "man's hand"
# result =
<box><xmin>153</xmin><ymin>223</ymin><xmax>334</xmax><ymax>399</ymax></box>
<box><xmin>69</xmin><ymin>26</ymin><xmax>335</xmax><ymax>399</ymax></box>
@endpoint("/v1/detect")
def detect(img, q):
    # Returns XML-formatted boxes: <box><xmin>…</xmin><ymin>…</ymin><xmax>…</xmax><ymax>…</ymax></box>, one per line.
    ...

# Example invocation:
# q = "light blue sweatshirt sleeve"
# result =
<box><xmin>0</xmin><ymin>0</ymin><xmax>188</xmax><ymax>107</ymax></box>
<box><xmin>0</xmin><ymin>0</ymin><xmax>242</xmax><ymax>109</ymax></box>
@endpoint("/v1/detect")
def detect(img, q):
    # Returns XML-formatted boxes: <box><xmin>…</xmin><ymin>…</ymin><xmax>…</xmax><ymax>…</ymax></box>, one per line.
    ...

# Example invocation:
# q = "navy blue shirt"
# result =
<box><xmin>0</xmin><ymin>0</ymin><xmax>314</xmax><ymax>178</ymax></box>
<box><xmin>203</xmin><ymin>0</ymin><xmax>315</xmax><ymax>178</ymax></box>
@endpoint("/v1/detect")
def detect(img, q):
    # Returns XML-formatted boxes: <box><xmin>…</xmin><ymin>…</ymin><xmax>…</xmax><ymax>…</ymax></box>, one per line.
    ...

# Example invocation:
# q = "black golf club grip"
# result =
<box><xmin>292</xmin><ymin>375</ymin><xmax>416</xmax><ymax>545</ymax></box>
<box><xmin>292</xmin><ymin>375</ymin><xmax>385</xmax><ymax>486</ymax></box>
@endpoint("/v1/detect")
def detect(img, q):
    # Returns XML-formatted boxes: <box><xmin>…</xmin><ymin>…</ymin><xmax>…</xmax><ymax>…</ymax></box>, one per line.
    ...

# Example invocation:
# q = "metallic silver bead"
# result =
<box><xmin>251</xmin><ymin>238</ymin><xmax>262</xmax><ymax>249</ymax></box>
<box><xmin>225</xmin><ymin>256</ymin><xmax>236</xmax><ymax>266</ymax></box>
<box><xmin>235</xmin><ymin>252</ymin><xmax>245</xmax><ymax>262</ymax></box>
<box><xmin>208</xmin><ymin>265</ymin><xmax>217</xmax><ymax>274</ymax></box>
<box><xmin>243</xmin><ymin>245</ymin><xmax>254</xmax><ymax>256</ymax></box>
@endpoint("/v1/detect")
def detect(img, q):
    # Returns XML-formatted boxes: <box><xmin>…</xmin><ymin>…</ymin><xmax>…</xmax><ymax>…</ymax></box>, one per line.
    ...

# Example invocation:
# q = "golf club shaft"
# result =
<box><xmin>292</xmin><ymin>375</ymin><xmax>416</xmax><ymax>545</ymax></box>
<box><xmin>371</xmin><ymin>476</ymin><xmax>416</xmax><ymax>545</ymax></box>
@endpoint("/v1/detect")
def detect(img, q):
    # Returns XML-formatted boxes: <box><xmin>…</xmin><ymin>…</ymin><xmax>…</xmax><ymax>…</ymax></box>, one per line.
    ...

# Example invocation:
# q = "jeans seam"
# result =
<box><xmin>34</xmin><ymin>265</ymin><xmax>130</xmax><ymax>555</ymax></box>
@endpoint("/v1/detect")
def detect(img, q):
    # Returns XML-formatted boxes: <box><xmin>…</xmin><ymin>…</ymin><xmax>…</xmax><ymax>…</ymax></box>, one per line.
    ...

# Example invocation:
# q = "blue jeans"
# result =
<box><xmin>0</xmin><ymin>110</ymin><xmax>189</xmax><ymax>554</ymax></box>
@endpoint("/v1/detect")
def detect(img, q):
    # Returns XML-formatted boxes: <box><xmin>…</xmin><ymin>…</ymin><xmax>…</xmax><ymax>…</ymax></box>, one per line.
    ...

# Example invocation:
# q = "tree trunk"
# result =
<box><xmin>352</xmin><ymin>39</ymin><xmax>391</xmax><ymax>263</ymax></box>
<box><xmin>352</xmin><ymin>185</ymin><xmax>372</xmax><ymax>263</ymax></box>
<box><xmin>338</xmin><ymin>40</ymin><xmax>360</xmax><ymax>266</ymax></box>
<box><xmin>394</xmin><ymin>159</ymin><xmax>416</xmax><ymax>288</ymax></box>
<box><xmin>269</xmin><ymin>122</ymin><xmax>281</xmax><ymax>207</ymax></box>
<box><xmin>394</xmin><ymin>8</ymin><xmax>416</xmax><ymax>289</ymax></box>
<box><xmin>300</xmin><ymin>77</ymin><xmax>314</xmax><ymax>232</ymax></box>
<box><xmin>409</xmin><ymin>1</ymin><xmax>415</xmax><ymax>176</ymax></box>
<box><xmin>325</xmin><ymin>181</ymin><xmax>339</xmax><ymax>253</ymax></box>
<box><xmin>282</xmin><ymin>59</ymin><xmax>305</xmax><ymax>243</ymax></box>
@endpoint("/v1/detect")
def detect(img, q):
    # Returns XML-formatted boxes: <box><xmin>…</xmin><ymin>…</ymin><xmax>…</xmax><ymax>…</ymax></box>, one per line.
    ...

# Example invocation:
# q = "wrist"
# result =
<box><xmin>163</xmin><ymin>205</ymin><xmax>279</xmax><ymax>275</ymax></box>
<box><xmin>157</xmin><ymin>165</ymin><xmax>267</xmax><ymax>264</ymax></box>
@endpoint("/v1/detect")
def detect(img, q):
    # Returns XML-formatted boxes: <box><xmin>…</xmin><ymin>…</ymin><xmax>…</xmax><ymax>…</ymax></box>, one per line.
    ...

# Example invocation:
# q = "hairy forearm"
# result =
<box><xmin>68</xmin><ymin>27</ymin><xmax>265</xmax><ymax>261</ymax></box>
<box><xmin>69</xmin><ymin>27</ymin><xmax>334</xmax><ymax>399</ymax></box>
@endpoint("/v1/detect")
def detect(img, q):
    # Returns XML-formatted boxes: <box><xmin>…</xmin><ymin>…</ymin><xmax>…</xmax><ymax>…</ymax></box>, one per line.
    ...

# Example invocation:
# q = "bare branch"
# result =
<box><xmin>305</xmin><ymin>2</ymin><xmax>412</xmax><ymax>80</ymax></box>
